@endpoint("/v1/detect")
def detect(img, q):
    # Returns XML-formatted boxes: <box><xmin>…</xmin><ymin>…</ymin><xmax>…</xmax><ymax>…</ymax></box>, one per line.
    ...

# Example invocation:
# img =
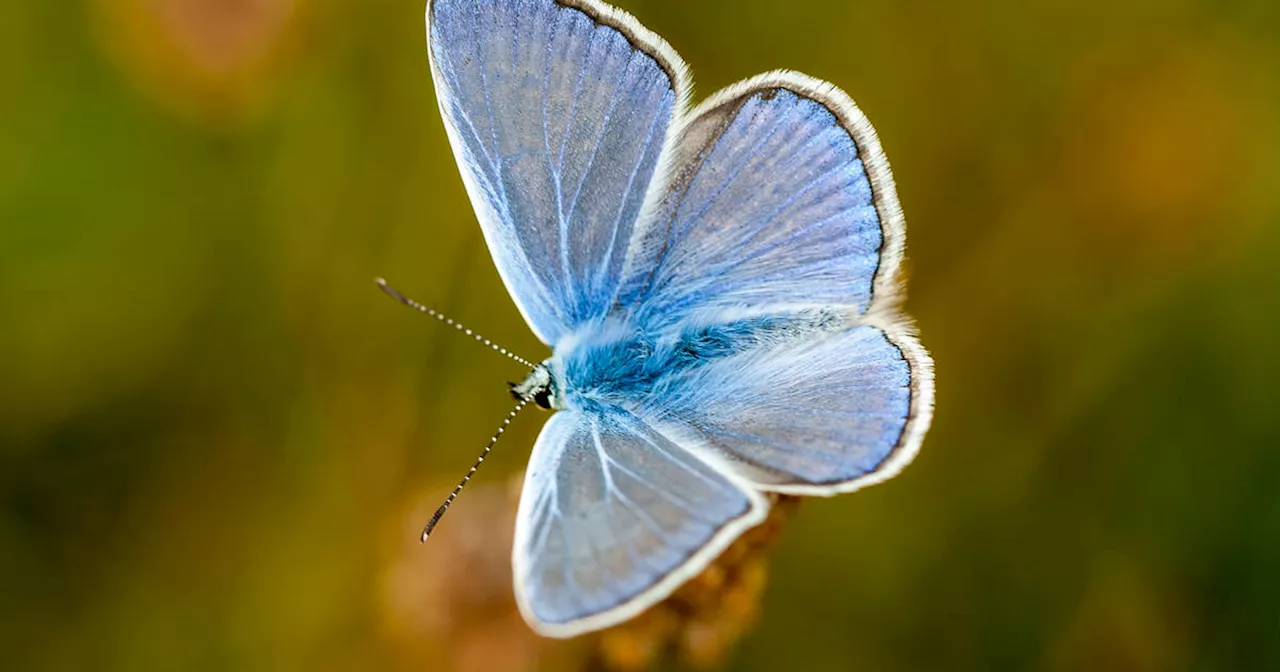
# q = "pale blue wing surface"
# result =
<box><xmin>513</xmin><ymin>404</ymin><xmax>764</xmax><ymax>635</ymax></box>
<box><xmin>641</xmin><ymin>323</ymin><xmax>932</xmax><ymax>492</ymax></box>
<box><xmin>428</xmin><ymin>0</ymin><xmax>683</xmax><ymax>343</ymax></box>
<box><xmin>616</xmin><ymin>74</ymin><xmax>902</xmax><ymax>323</ymax></box>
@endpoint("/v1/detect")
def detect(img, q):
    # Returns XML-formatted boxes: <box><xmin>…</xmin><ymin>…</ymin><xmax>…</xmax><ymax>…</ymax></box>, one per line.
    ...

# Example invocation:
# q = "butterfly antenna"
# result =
<box><xmin>375</xmin><ymin>278</ymin><xmax>536</xmax><ymax>368</ymax></box>
<box><xmin>421</xmin><ymin>395</ymin><xmax>530</xmax><ymax>542</ymax></box>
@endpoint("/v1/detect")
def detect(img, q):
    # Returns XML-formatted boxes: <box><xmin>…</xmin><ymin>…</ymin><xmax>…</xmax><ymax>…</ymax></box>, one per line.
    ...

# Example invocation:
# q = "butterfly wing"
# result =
<box><xmin>513</xmin><ymin>404</ymin><xmax>766</xmax><ymax>637</ymax></box>
<box><xmin>616</xmin><ymin>71</ymin><xmax>906</xmax><ymax>321</ymax></box>
<box><xmin>427</xmin><ymin>0</ymin><xmax>688</xmax><ymax>343</ymax></box>
<box><xmin>643</xmin><ymin>321</ymin><xmax>934</xmax><ymax>495</ymax></box>
<box><xmin>605</xmin><ymin>70</ymin><xmax>932</xmax><ymax>492</ymax></box>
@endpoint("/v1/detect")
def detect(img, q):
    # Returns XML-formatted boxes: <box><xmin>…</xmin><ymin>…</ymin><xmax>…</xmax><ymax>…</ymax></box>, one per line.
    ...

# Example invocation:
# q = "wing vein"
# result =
<box><xmin>472</xmin><ymin>2</ymin><xmax>509</xmax><ymax>209</ymax></box>
<box><xmin>669</xmin><ymin>98</ymin><xmax>801</xmax><ymax>243</ymax></box>
<box><xmin>591</xmin><ymin>425</ymin><xmax>665</xmax><ymax>576</ymax></box>
<box><xmin>561</xmin><ymin>51</ymin><xmax>633</xmax><ymax>294</ymax></box>
<box><xmin>596</xmin><ymin>89</ymin><xmax>666</xmax><ymax>294</ymax></box>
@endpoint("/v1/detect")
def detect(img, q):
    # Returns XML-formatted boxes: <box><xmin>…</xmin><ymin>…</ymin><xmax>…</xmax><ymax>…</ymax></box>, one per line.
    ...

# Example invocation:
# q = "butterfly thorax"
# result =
<box><xmin>512</xmin><ymin>308</ymin><xmax>846</xmax><ymax>413</ymax></box>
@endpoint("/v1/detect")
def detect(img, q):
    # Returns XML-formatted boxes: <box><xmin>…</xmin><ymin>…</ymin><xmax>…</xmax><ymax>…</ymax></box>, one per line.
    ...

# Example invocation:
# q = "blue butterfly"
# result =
<box><xmin>418</xmin><ymin>0</ymin><xmax>934</xmax><ymax>638</ymax></box>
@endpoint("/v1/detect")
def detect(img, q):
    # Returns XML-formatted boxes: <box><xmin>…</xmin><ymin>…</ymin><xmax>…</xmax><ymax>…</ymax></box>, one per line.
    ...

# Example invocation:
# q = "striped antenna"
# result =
<box><xmin>421</xmin><ymin>396</ymin><xmax>530</xmax><ymax>541</ymax></box>
<box><xmin>375</xmin><ymin>278</ymin><xmax>536</xmax><ymax>368</ymax></box>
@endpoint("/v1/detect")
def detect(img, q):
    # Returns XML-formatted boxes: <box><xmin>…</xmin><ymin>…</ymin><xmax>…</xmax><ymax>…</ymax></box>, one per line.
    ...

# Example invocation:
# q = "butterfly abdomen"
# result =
<box><xmin>549</xmin><ymin>309</ymin><xmax>845</xmax><ymax>410</ymax></box>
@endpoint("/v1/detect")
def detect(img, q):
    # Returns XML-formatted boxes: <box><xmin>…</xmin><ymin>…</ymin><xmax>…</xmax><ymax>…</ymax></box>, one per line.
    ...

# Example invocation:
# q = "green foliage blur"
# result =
<box><xmin>3</xmin><ymin>0</ymin><xmax>1278</xmax><ymax>670</ymax></box>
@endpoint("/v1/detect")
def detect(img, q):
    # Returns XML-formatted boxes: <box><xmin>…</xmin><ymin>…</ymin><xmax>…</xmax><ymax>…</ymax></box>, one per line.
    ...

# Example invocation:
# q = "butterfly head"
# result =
<box><xmin>510</xmin><ymin>362</ymin><xmax>559</xmax><ymax>410</ymax></box>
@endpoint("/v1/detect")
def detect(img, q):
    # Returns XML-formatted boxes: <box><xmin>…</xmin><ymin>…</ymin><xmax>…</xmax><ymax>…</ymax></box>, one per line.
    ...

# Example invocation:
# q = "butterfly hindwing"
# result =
<box><xmin>513</xmin><ymin>405</ymin><xmax>766</xmax><ymax>636</ymax></box>
<box><xmin>643</xmin><ymin>321</ymin><xmax>933</xmax><ymax>494</ymax></box>
<box><xmin>617</xmin><ymin>72</ymin><xmax>906</xmax><ymax>322</ymax></box>
<box><xmin>427</xmin><ymin>0</ymin><xmax>687</xmax><ymax>343</ymax></box>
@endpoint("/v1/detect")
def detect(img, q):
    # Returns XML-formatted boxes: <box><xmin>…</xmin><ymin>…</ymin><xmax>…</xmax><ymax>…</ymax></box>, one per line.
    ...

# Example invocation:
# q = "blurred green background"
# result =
<box><xmin>3</xmin><ymin>0</ymin><xmax>1279</xmax><ymax>670</ymax></box>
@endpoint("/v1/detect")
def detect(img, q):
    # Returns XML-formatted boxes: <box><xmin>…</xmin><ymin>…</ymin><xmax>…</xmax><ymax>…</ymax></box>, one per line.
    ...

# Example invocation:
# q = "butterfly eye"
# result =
<box><xmin>532</xmin><ymin>388</ymin><xmax>553</xmax><ymax>410</ymax></box>
<box><xmin>508</xmin><ymin>379</ymin><xmax>553</xmax><ymax>409</ymax></box>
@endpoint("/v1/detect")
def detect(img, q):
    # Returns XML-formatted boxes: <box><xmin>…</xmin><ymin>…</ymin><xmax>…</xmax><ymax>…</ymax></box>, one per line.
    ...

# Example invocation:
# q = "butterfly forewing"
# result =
<box><xmin>427</xmin><ymin>0</ymin><xmax>684</xmax><ymax>343</ymax></box>
<box><xmin>616</xmin><ymin>74</ymin><xmax>905</xmax><ymax>322</ymax></box>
